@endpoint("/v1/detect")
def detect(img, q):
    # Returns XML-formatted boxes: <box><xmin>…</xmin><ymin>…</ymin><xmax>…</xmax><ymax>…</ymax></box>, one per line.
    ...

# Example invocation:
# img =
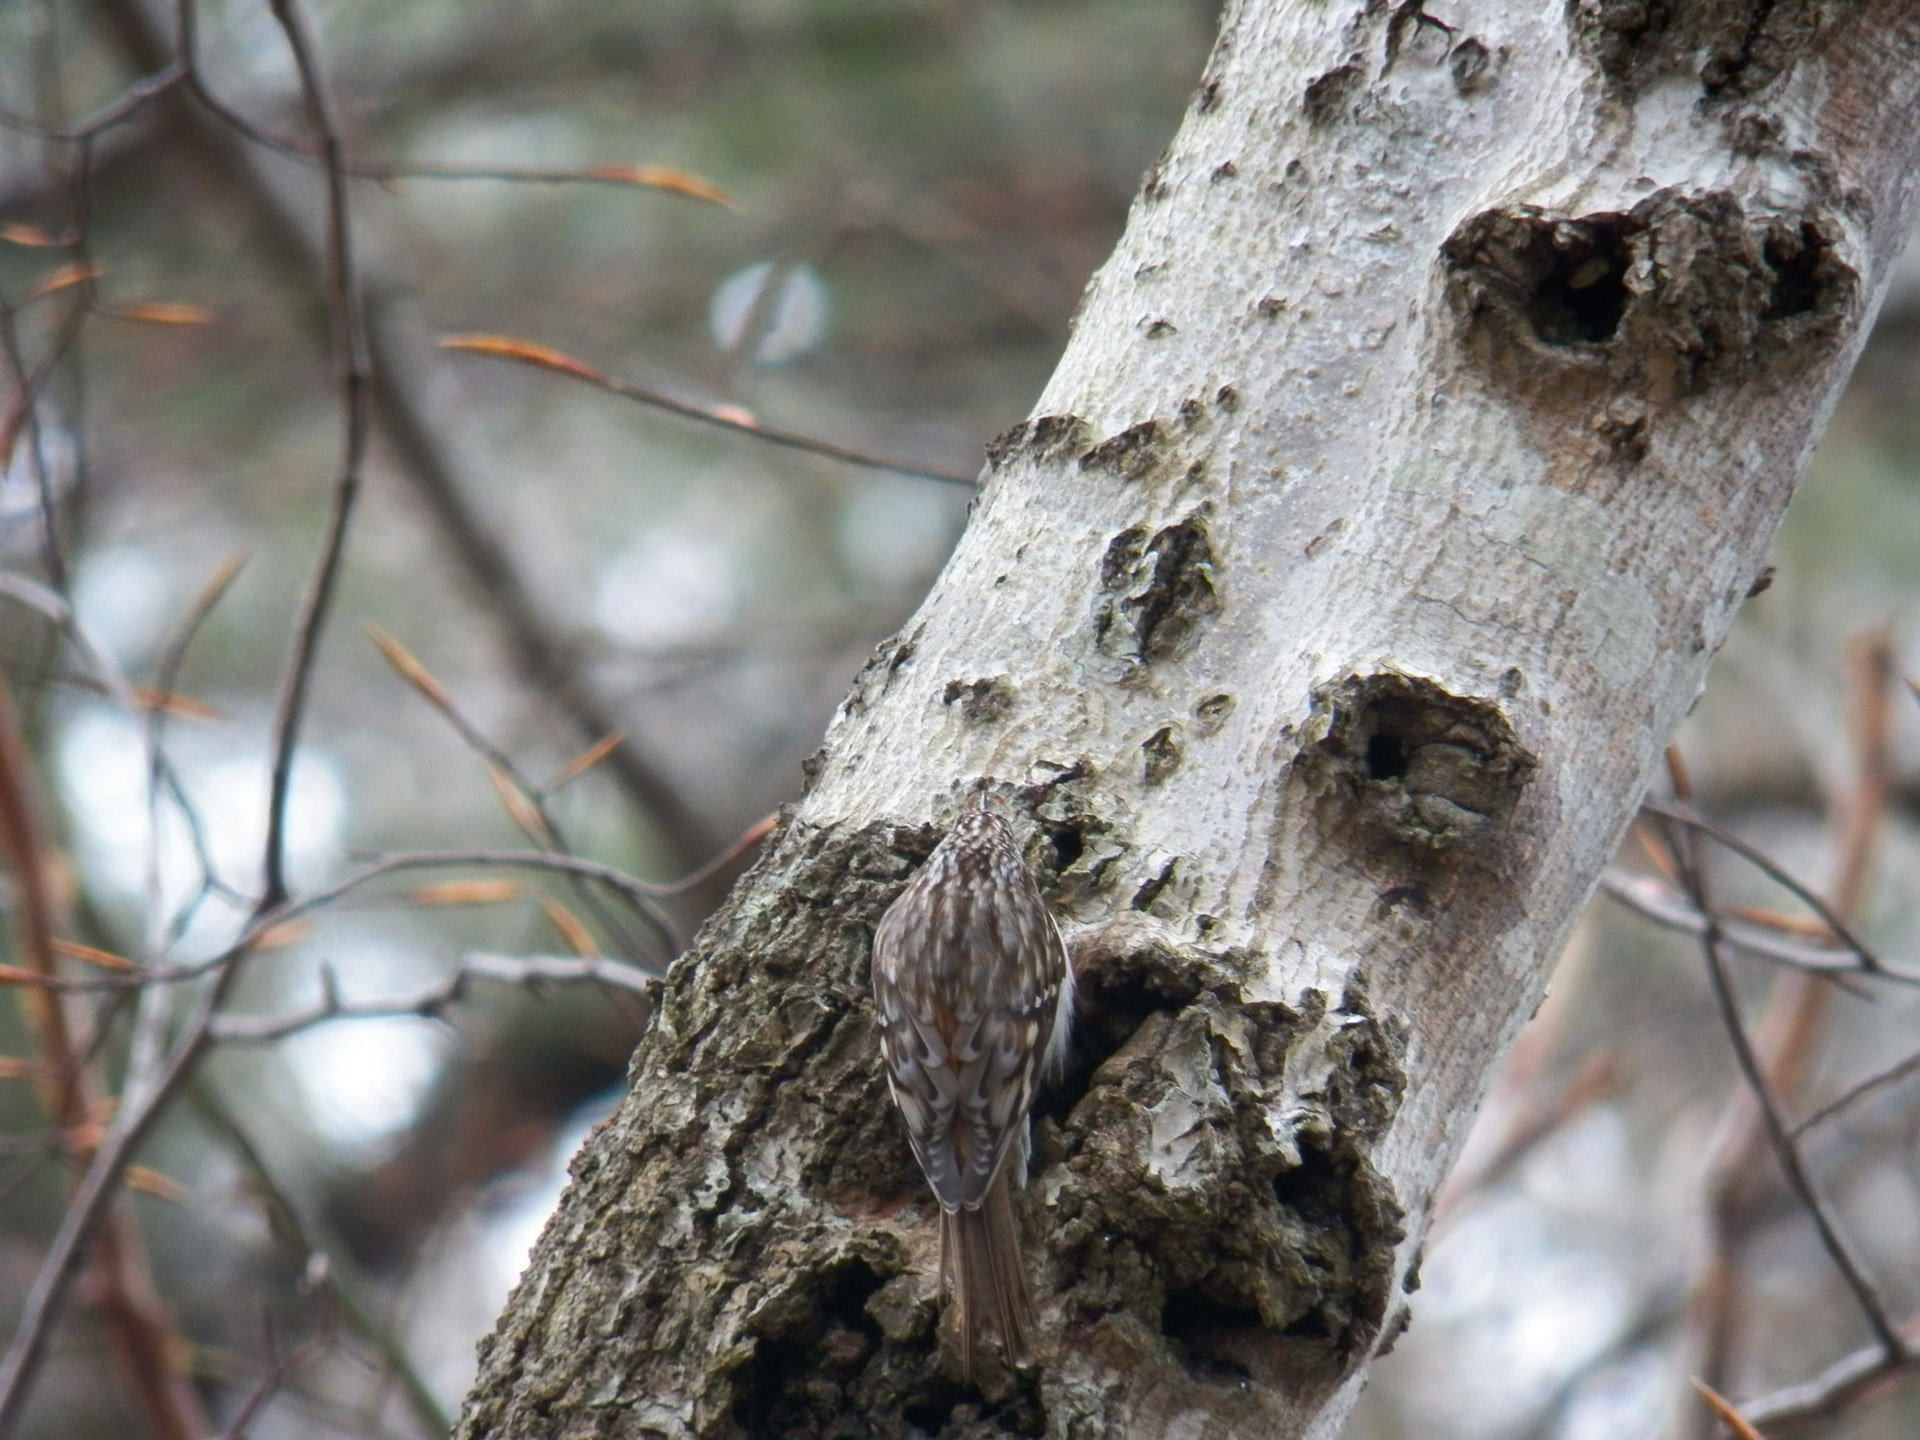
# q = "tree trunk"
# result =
<box><xmin>457</xmin><ymin>3</ymin><xmax>1920</xmax><ymax>1437</ymax></box>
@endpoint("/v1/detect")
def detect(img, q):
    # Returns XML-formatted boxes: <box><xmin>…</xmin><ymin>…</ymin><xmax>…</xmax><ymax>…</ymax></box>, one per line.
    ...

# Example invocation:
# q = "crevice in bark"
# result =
<box><xmin>731</xmin><ymin>1257</ymin><xmax>890</xmax><ymax>1436</ymax></box>
<box><xmin>1443</xmin><ymin>191</ymin><xmax>1857</xmax><ymax>399</ymax></box>
<box><xmin>1142</xmin><ymin>724</ymin><xmax>1183</xmax><ymax>786</ymax></box>
<box><xmin>1045</xmin><ymin>922</ymin><xmax>1226</xmax><ymax>1126</ymax></box>
<box><xmin>1449</xmin><ymin>35</ymin><xmax>1494</xmax><ymax>94</ymax></box>
<box><xmin>1016</xmin><ymin>760</ymin><xmax>1132</xmax><ymax>913</ymax></box>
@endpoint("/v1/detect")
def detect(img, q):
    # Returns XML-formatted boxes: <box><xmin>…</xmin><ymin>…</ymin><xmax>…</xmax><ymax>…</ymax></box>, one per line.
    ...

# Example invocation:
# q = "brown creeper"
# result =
<box><xmin>871</xmin><ymin>799</ymin><xmax>1072</xmax><ymax>1379</ymax></box>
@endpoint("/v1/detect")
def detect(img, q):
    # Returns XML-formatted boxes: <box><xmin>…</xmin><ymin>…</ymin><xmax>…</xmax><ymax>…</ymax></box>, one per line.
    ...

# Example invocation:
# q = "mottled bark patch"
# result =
<box><xmin>1093</xmin><ymin>511</ymin><xmax>1220</xmax><ymax>667</ymax></box>
<box><xmin>1303</xmin><ymin>61</ymin><xmax>1363</xmax><ymax>123</ymax></box>
<box><xmin>841</xmin><ymin>628</ymin><xmax>922</xmax><ymax>719</ymax></box>
<box><xmin>1569</xmin><ymin>0</ymin><xmax>1825</xmax><ymax>98</ymax></box>
<box><xmin>1443</xmin><ymin>191</ymin><xmax>1856</xmax><ymax>398</ymax></box>
<box><xmin>1036</xmin><ymin>925</ymin><xmax>1409</xmax><ymax>1406</ymax></box>
<box><xmin>985</xmin><ymin>414</ymin><xmax>1092</xmax><ymax>469</ymax></box>
<box><xmin>1079</xmin><ymin>420</ymin><xmax>1171</xmax><ymax>484</ymax></box>
<box><xmin>943</xmin><ymin>675</ymin><xmax>1016</xmax><ymax>725</ymax></box>
<box><xmin>1017</xmin><ymin>759</ymin><xmax>1133</xmax><ymax>914</ymax></box>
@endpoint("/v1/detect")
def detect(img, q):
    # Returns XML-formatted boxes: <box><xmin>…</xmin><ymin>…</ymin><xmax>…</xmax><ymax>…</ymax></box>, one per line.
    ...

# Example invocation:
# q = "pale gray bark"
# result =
<box><xmin>459</xmin><ymin>3</ymin><xmax>1920</xmax><ymax>1438</ymax></box>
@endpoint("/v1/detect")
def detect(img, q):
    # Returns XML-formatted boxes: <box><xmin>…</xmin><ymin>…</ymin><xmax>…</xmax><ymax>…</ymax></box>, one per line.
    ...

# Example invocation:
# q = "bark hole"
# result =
<box><xmin>1761</xmin><ymin>221</ymin><xmax>1825</xmax><ymax>319</ymax></box>
<box><xmin>1162</xmin><ymin>1288</ymin><xmax>1262</xmax><ymax>1382</ymax></box>
<box><xmin>1363</xmin><ymin>731</ymin><xmax>1407</xmax><ymax>782</ymax></box>
<box><xmin>1529</xmin><ymin>218</ymin><xmax>1633</xmax><ymax>344</ymax></box>
<box><xmin>1444</xmin><ymin>193</ymin><xmax>1856</xmax><ymax>394</ymax></box>
<box><xmin>1448</xmin><ymin>209</ymin><xmax>1639</xmax><ymax>349</ymax></box>
<box><xmin>1049</xmin><ymin>825</ymin><xmax>1084</xmax><ymax>872</ymax></box>
<box><xmin>732</xmin><ymin>1258</ymin><xmax>892</xmax><ymax>1438</ymax></box>
<box><xmin>1302</xmin><ymin>673</ymin><xmax>1536</xmax><ymax>861</ymax></box>
<box><xmin>1050</xmin><ymin>957</ymin><xmax>1203</xmax><ymax>1121</ymax></box>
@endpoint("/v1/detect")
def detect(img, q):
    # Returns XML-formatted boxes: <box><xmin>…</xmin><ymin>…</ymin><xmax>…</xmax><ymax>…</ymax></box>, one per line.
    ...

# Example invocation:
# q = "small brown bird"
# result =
<box><xmin>870</xmin><ymin>797</ymin><xmax>1073</xmax><ymax>1380</ymax></box>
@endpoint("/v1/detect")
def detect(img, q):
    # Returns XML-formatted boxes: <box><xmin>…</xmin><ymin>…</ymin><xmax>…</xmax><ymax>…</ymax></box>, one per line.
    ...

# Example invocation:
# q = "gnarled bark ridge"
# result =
<box><xmin>459</xmin><ymin>3</ymin><xmax>1920</xmax><ymax>1437</ymax></box>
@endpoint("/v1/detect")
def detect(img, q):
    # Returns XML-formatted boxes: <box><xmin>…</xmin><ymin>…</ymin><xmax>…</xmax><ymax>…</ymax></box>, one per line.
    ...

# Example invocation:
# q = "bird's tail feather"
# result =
<box><xmin>940</xmin><ymin>1174</ymin><xmax>1033</xmax><ymax>1381</ymax></box>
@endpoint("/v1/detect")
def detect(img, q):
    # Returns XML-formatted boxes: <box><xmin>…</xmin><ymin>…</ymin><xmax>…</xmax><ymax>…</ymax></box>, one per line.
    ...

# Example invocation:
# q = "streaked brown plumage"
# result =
<box><xmin>870</xmin><ymin>800</ymin><xmax>1072</xmax><ymax>1380</ymax></box>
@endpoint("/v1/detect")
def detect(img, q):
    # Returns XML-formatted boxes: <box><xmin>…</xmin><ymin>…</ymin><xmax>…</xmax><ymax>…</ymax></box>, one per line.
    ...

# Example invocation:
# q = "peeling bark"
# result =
<box><xmin>458</xmin><ymin>2</ymin><xmax>1920</xmax><ymax>1437</ymax></box>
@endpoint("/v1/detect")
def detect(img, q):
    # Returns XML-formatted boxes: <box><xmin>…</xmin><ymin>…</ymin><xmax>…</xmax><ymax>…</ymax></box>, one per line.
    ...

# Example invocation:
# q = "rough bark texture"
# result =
<box><xmin>459</xmin><ymin>3</ymin><xmax>1920</xmax><ymax>1438</ymax></box>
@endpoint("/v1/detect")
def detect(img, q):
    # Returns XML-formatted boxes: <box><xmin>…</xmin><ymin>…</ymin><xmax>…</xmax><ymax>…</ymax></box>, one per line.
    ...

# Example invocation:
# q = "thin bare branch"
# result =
<box><xmin>0</xmin><ymin>940</ymin><xmax>245</xmax><ymax>1432</ymax></box>
<box><xmin>174</xmin><ymin>66</ymin><xmax>730</xmax><ymax>207</ymax></box>
<box><xmin>258</xmin><ymin>0</ymin><xmax>370</xmax><ymax>910</ymax></box>
<box><xmin>1596</xmin><ymin>868</ymin><xmax>1910</xmax><ymax>983</ymax></box>
<box><xmin>361</xmin><ymin>303</ymin><xmax>711</xmax><ymax>864</ymax></box>
<box><xmin>286</xmin><ymin>850</ymin><xmax>680</xmax><ymax>959</ymax></box>
<box><xmin>0</xmin><ymin>844</ymin><xmax>696</xmax><ymax>997</ymax></box>
<box><xmin>88</xmin><ymin>0</ymin><xmax>720</xmax><ymax>870</ymax></box>
<box><xmin>1678</xmin><ymin>637</ymin><xmax>1899</xmax><ymax>1432</ymax></box>
<box><xmin>649</xmin><ymin>811</ymin><xmax>778</xmax><ymax>896</ymax></box>
<box><xmin>0</xmin><ymin>63</ymin><xmax>187</xmax><ymax>141</ymax></box>
<box><xmin>209</xmin><ymin>950</ymin><xmax>656</xmax><ymax>1044</ymax></box>
<box><xmin>0</xmin><ymin>680</ymin><xmax>208</xmax><ymax>1440</ymax></box>
<box><xmin>0</xmin><ymin>303</ymin><xmax>66</xmax><ymax>590</ymax></box>
<box><xmin>1693</xmin><ymin>1378</ymin><xmax>1768</xmax><ymax>1440</ymax></box>
<box><xmin>211</xmin><ymin>1299</ymin><xmax>335</xmax><ymax>1440</ymax></box>
<box><xmin>350</xmin><ymin>160</ymin><xmax>732</xmax><ymax>205</ymax></box>
<box><xmin>366</xmin><ymin>623</ymin><xmax>657</xmax><ymax>964</ymax></box>
<box><xmin>1741</xmin><ymin>1321</ymin><xmax>1920</xmax><ymax>1428</ymax></box>
<box><xmin>442</xmin><ymin>334</ymin><xmax>980</xmax><ymax>487</ymax></box>
<box><xmin>1657</xmin><ymin>807</ymin><xmax>1909</xmax><ymax>1363</ymax></box>
<box><xmin>1793</xmin><ymin>1047</ymin><xmax>1920</xmax><ymax>1138</ymax></box>
<box><xmin>1640</xmin><ymin>801</ymin><xmax>1899</xmax><ymax>981</ymax></box>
